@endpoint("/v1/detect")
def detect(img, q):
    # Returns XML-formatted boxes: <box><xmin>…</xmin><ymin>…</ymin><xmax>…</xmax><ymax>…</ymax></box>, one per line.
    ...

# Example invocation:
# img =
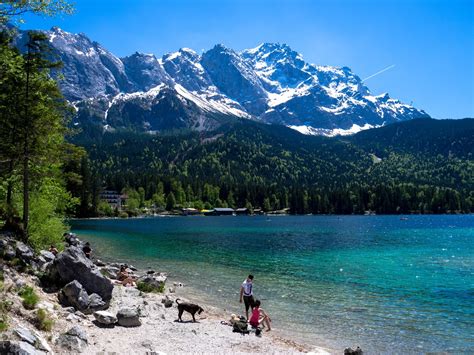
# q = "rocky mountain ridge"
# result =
<box><xmin>14</xmin><ymin>26</ymin><xmax>429</xmax><ymax>136</ymax></box>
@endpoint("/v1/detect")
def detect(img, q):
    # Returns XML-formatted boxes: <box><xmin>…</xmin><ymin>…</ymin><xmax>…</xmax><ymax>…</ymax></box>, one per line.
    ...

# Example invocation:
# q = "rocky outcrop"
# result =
<box><xmin>38</xmin><ymin>251</ymin><xmax>55</xmax><ymax>263</ymax></box>
<box><xmin>0</xmin><ymin>340</ymin><xmax>46</xmax><ymax>355</ymax></box>
<box><xmin>55</xmin><ymin>325</ymin><xmax>88</xmax><ymax>352</ymax></box>
<box><xmin>15</xmin><ymin>242</ymin><xmax>34</xmax><ymax>264</ymax></box>
<box><xmin>58</xmin><ymin>280</ymin><xmax>106</xmax><ymax>314</ymax></box>
<box><xmin>53</xmin><ymin>246</ymin><xmax>113</xmax><ymax>302</ymax></box>
<box><xmin>116</xmin><ymin>307</ymin><xmax>141</xmax><ymax>327</ymax></box>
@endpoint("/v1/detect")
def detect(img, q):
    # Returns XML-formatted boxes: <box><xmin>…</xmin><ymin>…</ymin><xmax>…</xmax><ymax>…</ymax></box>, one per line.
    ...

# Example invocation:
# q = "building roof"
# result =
<box><xmin>213</xmin><ymin>208</ymin><xmax>235</xmax><ymax>212</ymax></box>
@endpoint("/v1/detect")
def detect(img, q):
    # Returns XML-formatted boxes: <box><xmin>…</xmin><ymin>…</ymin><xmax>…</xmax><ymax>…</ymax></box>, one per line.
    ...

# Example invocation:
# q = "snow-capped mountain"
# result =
<box><xmin>14</xmin><ymin>27</ymin><xmax>429</xmax><ymax>135</ymax></box>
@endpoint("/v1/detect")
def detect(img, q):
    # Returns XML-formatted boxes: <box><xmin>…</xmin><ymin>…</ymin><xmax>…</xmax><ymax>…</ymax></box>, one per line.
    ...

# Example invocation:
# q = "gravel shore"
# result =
<box><xmin>84</xmin><ymin>285</ymin><xmax>332</xmax><ymax>354</ymax></box>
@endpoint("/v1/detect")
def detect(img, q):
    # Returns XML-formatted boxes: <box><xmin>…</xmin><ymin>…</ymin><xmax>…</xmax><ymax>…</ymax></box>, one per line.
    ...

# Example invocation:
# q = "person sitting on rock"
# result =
<box><xmin>117</xmin><ymin>265</ymin><xmax>136</xmax><ymax>286</ymax></box>
<box><xmin>82</xmin><ymin>242</ymin><xmax>92</xmax><ymax>259</ymax></box>
<box><xmin>248</xmin><ymin>299</ymin><xmax>272</xmax><ymax>331</ymax></box>
<box><xmin>49</xmin><ymin>244</ymin><xmax>59</xmax><ymax>256</ymax></box>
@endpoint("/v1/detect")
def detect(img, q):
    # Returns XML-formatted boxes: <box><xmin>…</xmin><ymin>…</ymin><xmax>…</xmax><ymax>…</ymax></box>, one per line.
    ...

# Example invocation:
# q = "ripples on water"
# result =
<box><xmin>71</xmin><ymin>215</ymin><xmax>474</xmax><ymax>354</ymax></box>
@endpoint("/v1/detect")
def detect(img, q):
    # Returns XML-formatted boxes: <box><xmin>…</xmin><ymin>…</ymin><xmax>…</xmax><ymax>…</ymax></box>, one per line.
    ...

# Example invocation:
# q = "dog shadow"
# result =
<box><xmin>174</xmin><ymin>319</ymin><xmax>200</xmax><ymax>323</ymax></box>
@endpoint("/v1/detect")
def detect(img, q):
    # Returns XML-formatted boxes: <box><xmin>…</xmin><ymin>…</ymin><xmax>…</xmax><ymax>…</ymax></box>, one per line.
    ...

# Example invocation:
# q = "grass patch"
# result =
<box><xmin>0</xmin><ymin>318</ymin><xmax>7</xmax><ymax>331</ymax></box>
<box><xmin>136</xmin><ymin>281</ymin><xmax>165</xmax><ymax>293</ymax></box>
<box><xmin>18</xmin><ymin>286</ymin><xmax>39</xmax><ymax>310</ymax></box>
<box><xmin>0</xmin><ymin>297</ymin><xmax>12</xmax><ymax>332</ymax></box>
<box><xmin>35</xmin><ymin>309</ymin><xmax>54</xmax><ymax>331</ymax></box>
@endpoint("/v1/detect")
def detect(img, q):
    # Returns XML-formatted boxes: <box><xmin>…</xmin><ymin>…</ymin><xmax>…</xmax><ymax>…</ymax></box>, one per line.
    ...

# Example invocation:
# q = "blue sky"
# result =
<box><xmin>21</xmin><ymin>0</ymin><xmax>473</xmax><ymax>119</ymax></box>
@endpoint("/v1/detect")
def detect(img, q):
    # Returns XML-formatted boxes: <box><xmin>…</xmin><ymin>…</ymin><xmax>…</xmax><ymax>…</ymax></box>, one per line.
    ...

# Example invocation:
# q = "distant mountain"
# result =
<box><xmin>14</xmin><ymin>27</ymin><xmax>430</xmax><ymax>136</ymax></box>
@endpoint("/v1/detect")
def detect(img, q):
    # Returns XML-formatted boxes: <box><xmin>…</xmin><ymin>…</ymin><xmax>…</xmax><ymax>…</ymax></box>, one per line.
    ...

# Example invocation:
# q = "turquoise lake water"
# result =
<box><xmin>71</xmin><ymin>215</ymin><xmax>474</xmax><ymax>354</ymax></box>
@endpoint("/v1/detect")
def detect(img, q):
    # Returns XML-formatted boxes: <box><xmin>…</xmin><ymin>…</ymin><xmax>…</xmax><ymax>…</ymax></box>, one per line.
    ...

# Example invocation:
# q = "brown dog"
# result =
<box><xmin>176</xmin><ymin>298</ymin><xmax>204</xmax><ymax>322</ymax></box>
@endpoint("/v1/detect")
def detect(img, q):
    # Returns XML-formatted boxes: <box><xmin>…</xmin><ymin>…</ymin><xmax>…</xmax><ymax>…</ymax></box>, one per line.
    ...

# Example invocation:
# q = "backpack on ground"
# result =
<box><xmin>232</xmin><ymin>319</ymin><xmax>249</xmax><ymax>335</ymax></box>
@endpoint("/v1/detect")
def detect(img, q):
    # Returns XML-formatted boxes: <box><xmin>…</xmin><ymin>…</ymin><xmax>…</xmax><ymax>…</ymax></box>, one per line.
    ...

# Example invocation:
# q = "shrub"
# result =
<box><xmin>36</xmin><ymin>309</ymin><xmax>54</xmax><ymax>331</ymax></box>
<box><xmin>119</xmin><ymin>211</ymin><xmax>128</xmax><ymax>218</ymax></box>
<box><xmin>0</xmin><ymin>299</ymin><xmax>12</xmax><ymax>332</ymax></box>
<box><xmin>0</xmin><ymin>317</ymin><xmax>7</xmax><ymax>332</ymax></box>
<box><xmin>18</xmin><ymin>286</ymin><xmax>39</xmax><ymax>310</ymax></box>
<box><xmin>136</xmin><ymin>281</ymin><xmax>165</xmax><ymax>293</ymax></box>
<box><xmin>28</xmin><ymin>178</ymin><xmax>76</xmax><ymax>251</ymax></box>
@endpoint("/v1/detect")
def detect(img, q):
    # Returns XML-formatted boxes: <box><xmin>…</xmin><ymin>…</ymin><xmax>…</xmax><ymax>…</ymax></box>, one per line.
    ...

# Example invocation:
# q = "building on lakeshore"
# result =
<box><xmin>235</xmin><ymin>208</ymin><xmax>249</xmax><ymax>215</ymax></box>
<box><xmin>253</xmin><ymin>208</ymin><xmax>264</xmax><ymax>215</ymax></box>
<box><xmin>182</xmin><ymin>208</ymin><xmax>200</xmax><ymax>216</ymax></box>
<box><xmin>99</xmin><ymin>190</ymin><xmax>127</xmax><ymax>210</ymax></box>
<box><xmin>204</xmin><ymin>208</ymin><xmax>235</xmax><ymax>216</ymax></box>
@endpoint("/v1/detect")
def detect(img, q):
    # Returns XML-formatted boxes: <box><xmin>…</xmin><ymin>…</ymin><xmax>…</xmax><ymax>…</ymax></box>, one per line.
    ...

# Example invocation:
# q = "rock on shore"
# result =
<box><xmin>0</xmin><ymin>232</ymin><xmax>329</xmax><ymax>354</ymax></box>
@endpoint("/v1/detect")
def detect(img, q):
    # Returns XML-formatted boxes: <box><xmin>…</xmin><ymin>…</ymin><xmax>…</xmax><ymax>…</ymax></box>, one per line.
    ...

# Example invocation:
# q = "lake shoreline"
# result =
<box><xmin>71</xmin><ymin>215</ymin><xmax>474</xmax><ymax>353</ymax></box>
<box><xmin>67</xmin><ymin>211</ymin><xmax>474</xmax><ymax>224</ymax></box>
<box><xmin>71</xmin><ymin>232</ymin><xmax>335</xmax><ymax>354</ymax></box>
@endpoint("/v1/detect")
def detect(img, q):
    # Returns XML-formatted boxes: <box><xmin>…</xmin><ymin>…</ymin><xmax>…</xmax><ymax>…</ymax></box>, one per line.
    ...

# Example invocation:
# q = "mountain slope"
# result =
<box><xmin>349</xmin><ymin>117</ymin><xmax>474</xmax><ymax>158</ymax></box>
<box><xmin>14</xmin><ymin>27</ymin><xmax>430</xmax><ymax>135</ymax></box>
<box><xmin>74</xmin><ymin>118</ymin><xmax>473</xmax><ymax>191</ymax></box>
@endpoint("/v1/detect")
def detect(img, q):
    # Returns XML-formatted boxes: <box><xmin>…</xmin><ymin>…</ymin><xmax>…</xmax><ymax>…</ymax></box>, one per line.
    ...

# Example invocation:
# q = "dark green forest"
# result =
<box><xmin>66</xmin><ymin>118</ymin><xmax>474</xmax><ymax>217</ymax></box>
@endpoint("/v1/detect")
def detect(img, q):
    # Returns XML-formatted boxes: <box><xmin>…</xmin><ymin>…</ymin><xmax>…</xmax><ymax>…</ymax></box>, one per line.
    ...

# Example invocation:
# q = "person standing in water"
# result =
<box><xmin>239</xmin><ymin>274</ymin><xmax>255</xmax><ymax>319</ymax></box>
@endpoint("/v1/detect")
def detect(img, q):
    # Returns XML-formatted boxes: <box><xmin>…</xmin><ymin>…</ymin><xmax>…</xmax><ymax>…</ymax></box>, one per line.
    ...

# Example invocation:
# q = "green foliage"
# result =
<box><xmin>70</xmin><ymin>118</ymin><xmax>473</xmax><ymax>216</ymax></box>
<box><xmin>18</xmin><ymin>286</ymin><xmax>39</xmax><ymax>310</ymax></box>
<box><xmin>166</xmin><ymin>192</ymin><xmax>176</xmax><ymax>211</ymax></box>
<box><xmin>136</xmin><ymin>281</ymin><xmax>165</xmax><ymax>293</ymax></box>
<box><xmin>0</xmin><ymin>0</ymin><xmax>74</xmax><ymax>24</ymax></box>
<box><xmin>97</xmin><ymin>200</ymin><xmax>113</xmax><ymax>217</ymax></box>
<box><xmin>35</xmin><ymin>308</ymin><xmax>54</xmax><ymax>331</ymax></box>
<box><xmin>27</xmin><ymin>178</ymin><xmax>73</xmax><ymax>251</ymax></box>
<box><xmin>0</xmin><ymin>318</ymin><xmax>7</xmax><ymax>331</ymax></box>
<box><xmin>0</xmin><ymin>301</ymin><xmax>10</xmax><ymax>332</ymax></box>
<box><xmin>0</xmin><ymin>30</ymin><xmax>79</xmax><ymax>243</ymax></box>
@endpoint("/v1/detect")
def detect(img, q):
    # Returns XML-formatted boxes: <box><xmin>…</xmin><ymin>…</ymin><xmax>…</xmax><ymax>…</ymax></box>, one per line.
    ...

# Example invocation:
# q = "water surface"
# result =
<box><xmin>71</xmin><ymin>215</ymin><xmax>474</xmax><ymax>354</ymax></box>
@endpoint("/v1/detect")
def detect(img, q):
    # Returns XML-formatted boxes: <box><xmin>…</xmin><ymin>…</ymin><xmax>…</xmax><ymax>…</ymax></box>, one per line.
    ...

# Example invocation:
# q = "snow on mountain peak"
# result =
<box><xmin>16</xmin><ymin>26</ymin><xmax>429</xmax><ymax>135</ymax></box>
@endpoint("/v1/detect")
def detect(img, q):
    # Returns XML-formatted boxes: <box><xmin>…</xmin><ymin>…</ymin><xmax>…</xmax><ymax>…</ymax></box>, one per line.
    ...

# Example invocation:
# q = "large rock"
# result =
<box><xmin>0</xmin><ymin>340</ymin><xmax>46</xmax><ymax>354</ymax></box>
<box><xmin>59</xmin><ymin>280</ymin><xmax>90</xmax><ymax>311</ymax></box>
<box><xmin>63</xmin><ymin>233</ymin><xmax>80</xmax><ymax>246</ymax></box>
<box><xmin>116</xmin><ymin>307</ymin><xmax>141</xmax><ymax>327</ymax></box>
<box><xmin>53</xmin><ymin>246</ymin><xmax>113</xmax><ymax>301</ymax></box>
<box><xmin>88</xmin><ymin>293</ymin><xmax>105</xmax><ymax>310</ymax></box>
<box><xmin>14</xmin><ymin>326</ymin><xmax>36</xmax><ymax>345</ymax></box>
<box><xmin>15</xmin><ymin>242</ymin><xmax>34</xmax><ymax>263</ymax></box>
<box><xmin>39</xmin><ymin>250</ymin><xmax>55</xmax><ymax>263</ymax></box>
<box><xmin>55</xmin><ymin>326</ymin><xmax>88</xmax><ymax>352</ymax></box>
<box><xmin>14</xmin><ymin>326</ymin><xmax>51</xmax><ymax>353</ymax></box>
<box><xmin>3</xmin><ymin>244</ymin><xmax>16</xmax><ymax>260</ymax></box>
<box><xmin>93</xmin><ymin>311</ymin><xmax>117</xmax><ymax>325</ymax></box>
<box><xmin>59</xmin><ymin>280</ymin><xmax>106</xmax><ymax>314</ymax></box>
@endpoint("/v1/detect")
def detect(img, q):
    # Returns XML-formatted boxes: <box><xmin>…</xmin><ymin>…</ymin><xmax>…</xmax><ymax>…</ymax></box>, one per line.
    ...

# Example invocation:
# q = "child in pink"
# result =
<box><xmin>249</xmin><ymin>299</ymin><xmax>272</xmax><ymax>331</ymax></box>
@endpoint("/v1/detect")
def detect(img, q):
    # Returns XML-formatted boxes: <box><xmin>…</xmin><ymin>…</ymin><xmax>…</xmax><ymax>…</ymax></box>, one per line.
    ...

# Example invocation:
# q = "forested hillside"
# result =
<box><xmin>67</xmin><ymin>118</ymin><xmax>474</xmax><ymax>216</ymax></box>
